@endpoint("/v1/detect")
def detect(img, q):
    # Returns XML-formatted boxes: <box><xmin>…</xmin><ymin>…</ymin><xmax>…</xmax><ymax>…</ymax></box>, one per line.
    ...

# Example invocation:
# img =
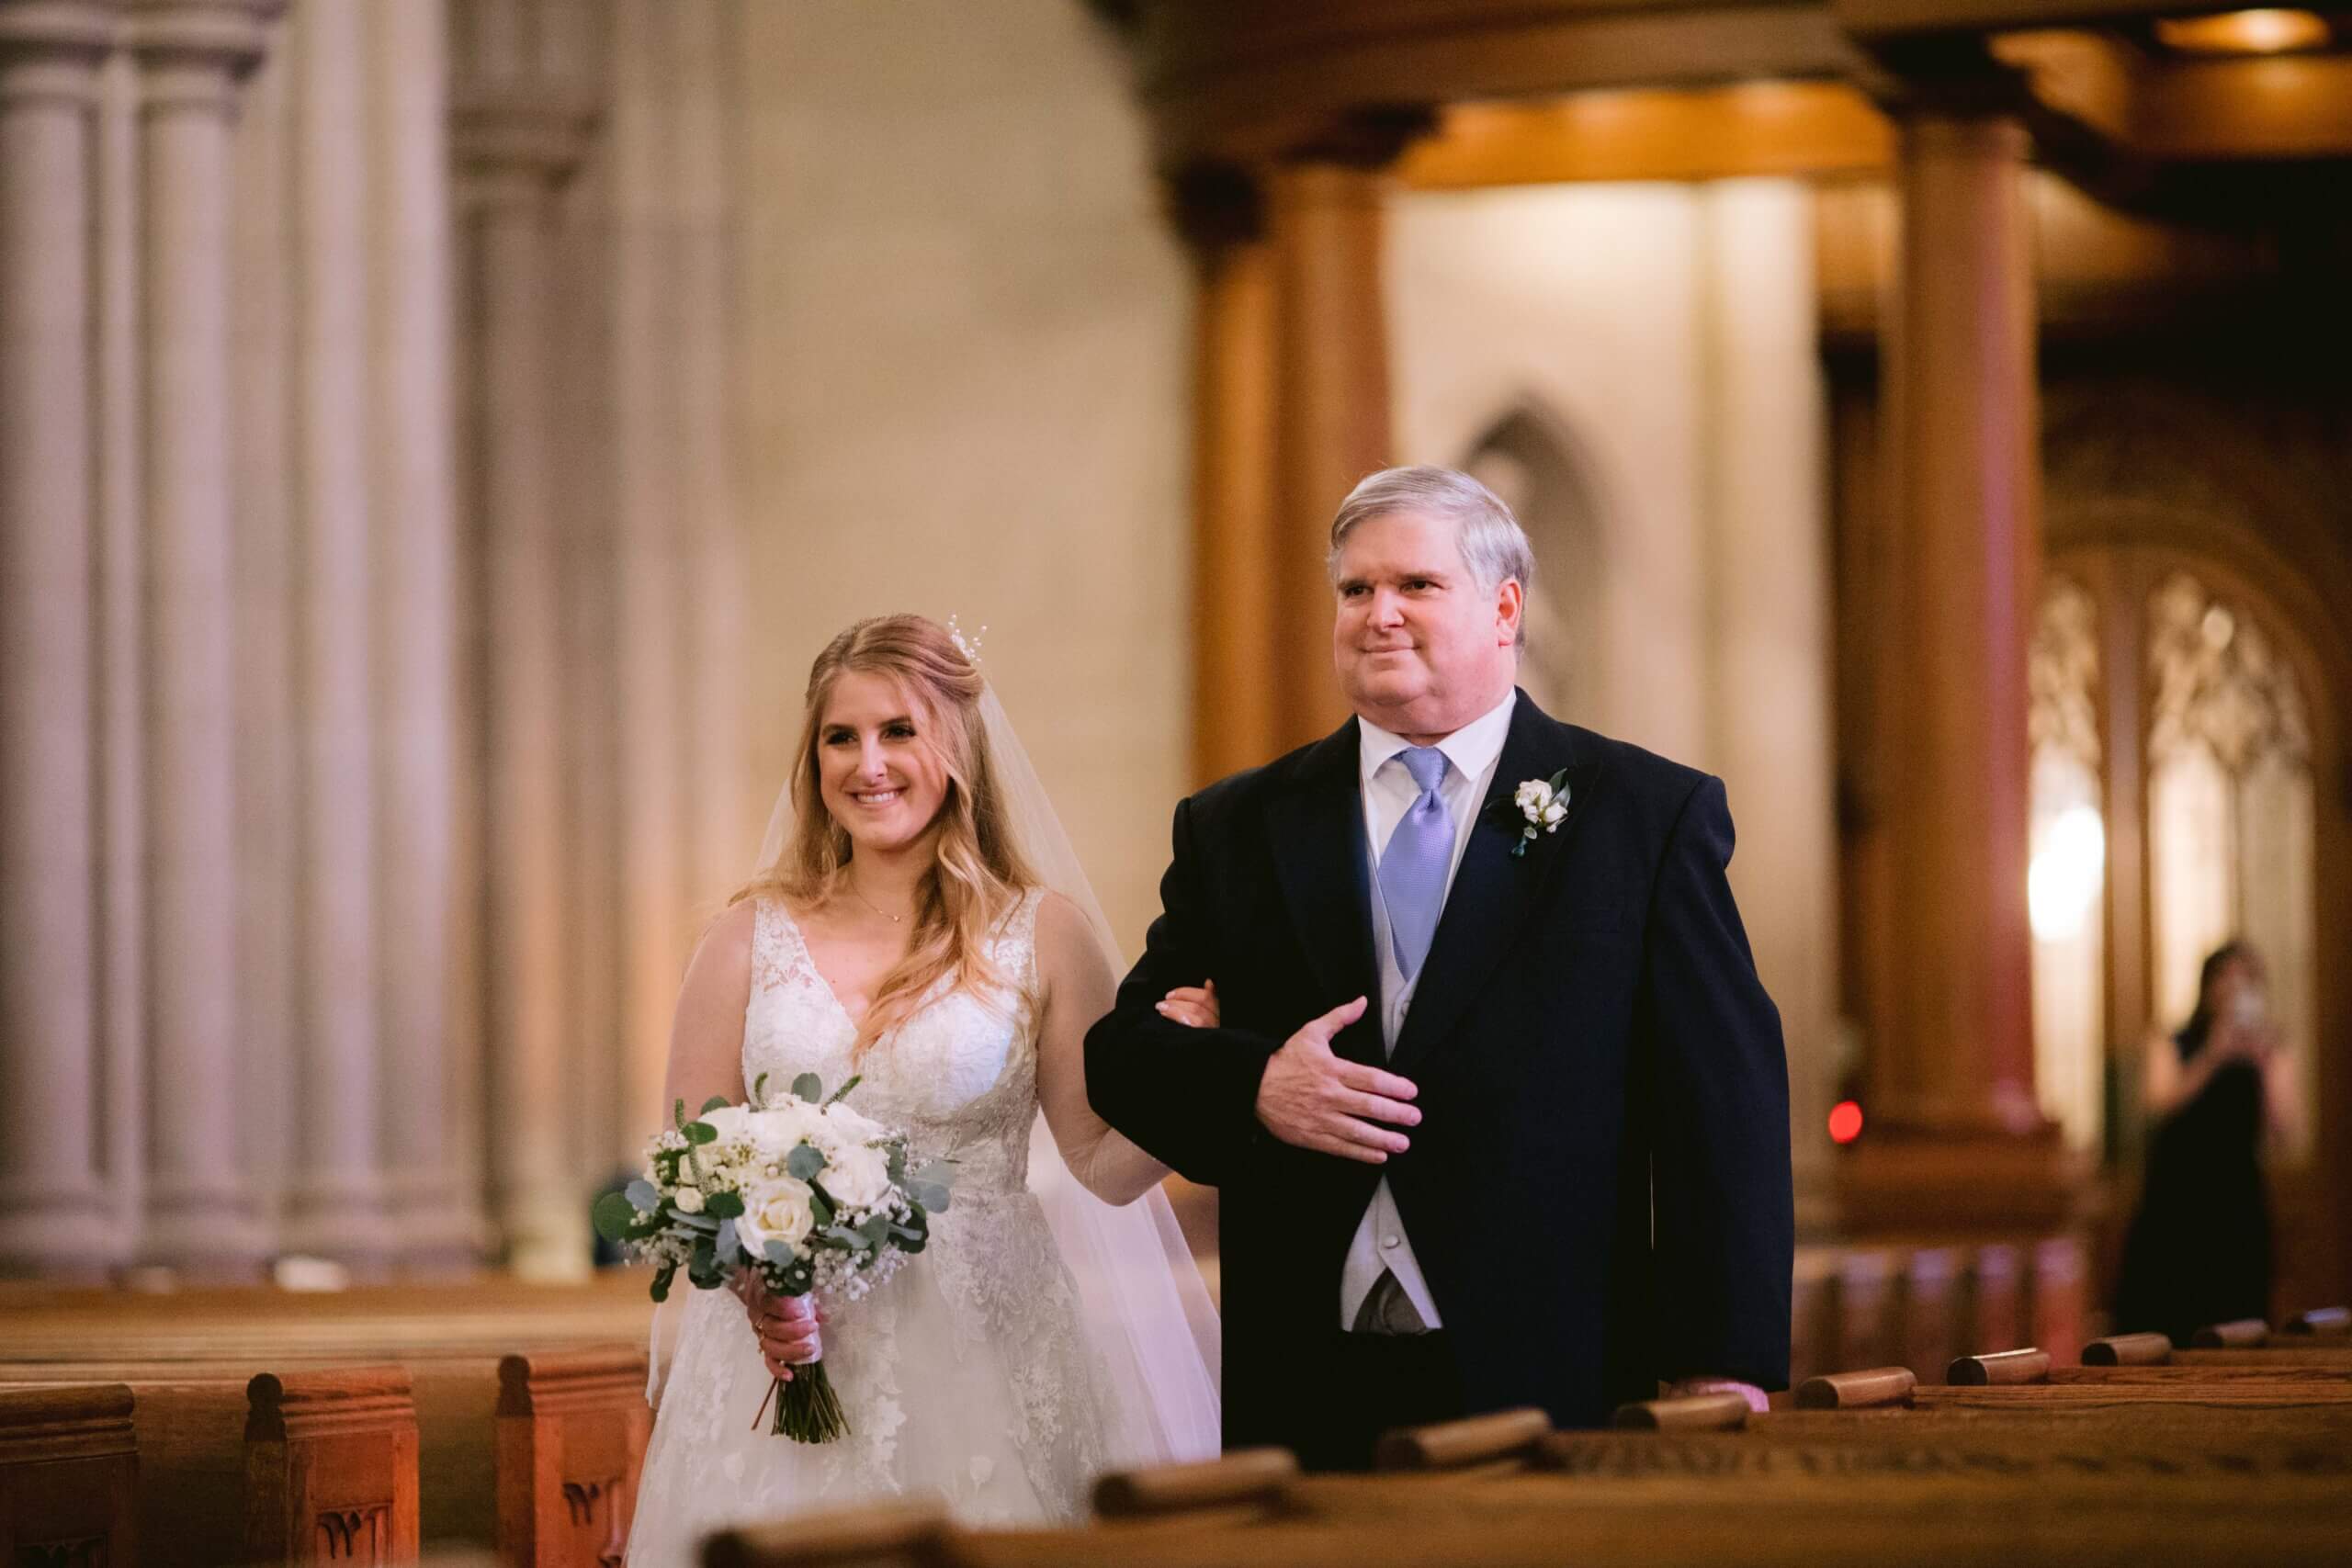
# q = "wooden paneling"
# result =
<box><xmin>1400</xmin><ymin>84</ymin><xmax>1891</xmax><ymax>187</ymax></box>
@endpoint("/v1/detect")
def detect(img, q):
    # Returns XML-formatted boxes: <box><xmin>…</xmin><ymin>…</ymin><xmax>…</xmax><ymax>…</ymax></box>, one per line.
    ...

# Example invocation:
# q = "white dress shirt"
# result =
<box><xmin>1340</xmin><ymin>690</ymin><xmax>1517</xmax><ymax>1330</ymax></box>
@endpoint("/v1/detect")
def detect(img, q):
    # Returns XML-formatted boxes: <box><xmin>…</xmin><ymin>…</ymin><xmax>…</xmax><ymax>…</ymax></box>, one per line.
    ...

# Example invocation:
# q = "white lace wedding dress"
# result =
<box><xmin>626</xmin><ymin>890</ymin><xmax>1166</xmax><ymax>1564</ymax></box>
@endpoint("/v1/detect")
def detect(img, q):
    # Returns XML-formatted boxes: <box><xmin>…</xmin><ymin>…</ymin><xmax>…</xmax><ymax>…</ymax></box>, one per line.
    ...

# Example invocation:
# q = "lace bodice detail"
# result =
<box><xmin>744</xmin><ymin>890</ymin><xmax>1045</xmax><ymax>1196</ymax></box>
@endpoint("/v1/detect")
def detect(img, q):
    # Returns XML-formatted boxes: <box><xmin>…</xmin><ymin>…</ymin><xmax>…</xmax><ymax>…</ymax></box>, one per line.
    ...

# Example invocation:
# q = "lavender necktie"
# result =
<box><xmin>1377</xmin><ymin>746</ymin><xmax>1454</xmax><ymax>983</ymax></box>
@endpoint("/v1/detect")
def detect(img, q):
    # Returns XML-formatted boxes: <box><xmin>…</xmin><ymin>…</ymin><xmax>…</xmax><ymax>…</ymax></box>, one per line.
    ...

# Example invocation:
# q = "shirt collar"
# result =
<box><xmin>1358</xmin><ymin>689</ymin><xmax>1517</xmax><ymax>790</ymax></box>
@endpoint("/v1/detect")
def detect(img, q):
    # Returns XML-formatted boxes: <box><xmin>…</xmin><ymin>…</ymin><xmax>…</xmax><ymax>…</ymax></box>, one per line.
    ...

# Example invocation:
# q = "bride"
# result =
<box><xmin>625</xmin><ymin>615</ymin><xmax>1221</xmax><ymax>1563</ymax></box>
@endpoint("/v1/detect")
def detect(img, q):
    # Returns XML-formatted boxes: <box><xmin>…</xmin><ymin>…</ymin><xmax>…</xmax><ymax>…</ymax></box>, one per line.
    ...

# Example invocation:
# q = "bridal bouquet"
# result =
<box><xmin>594</xmin><ymin>1073</ymin><xmax>955</xmax><ymax>1442</ymax></box>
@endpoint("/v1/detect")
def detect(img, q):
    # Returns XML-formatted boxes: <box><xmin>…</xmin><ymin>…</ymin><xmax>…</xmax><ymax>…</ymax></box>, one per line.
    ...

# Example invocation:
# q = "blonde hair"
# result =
<box><xmin>735</xmin><ymin>615</ymin><xmax>1036</xmax><ymax>1054</ymax></box>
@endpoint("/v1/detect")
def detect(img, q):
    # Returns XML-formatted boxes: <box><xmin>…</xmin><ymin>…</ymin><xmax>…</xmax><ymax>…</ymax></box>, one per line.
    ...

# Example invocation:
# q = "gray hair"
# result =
<box><xmin>1327</xmin><ymin>465</ymin><xmax>1534</xmax><ymax>649</ymax></box>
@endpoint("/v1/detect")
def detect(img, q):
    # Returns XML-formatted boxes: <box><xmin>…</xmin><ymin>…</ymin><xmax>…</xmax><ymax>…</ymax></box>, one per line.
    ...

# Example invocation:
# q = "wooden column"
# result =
<box><xmin>1266</xmin><ymin>157</ymin><xmax>1393</xmax><ymax>750</ymax></box>
<box><xmin>1175</xmin><ymin>165</ymin><xmax>1280</xmax><ymax>786</ymax></box>
<box><xmin>1839</xmin><ymin>98</ymin><xmax>2074</xmax><ymax>1230</ymax></box>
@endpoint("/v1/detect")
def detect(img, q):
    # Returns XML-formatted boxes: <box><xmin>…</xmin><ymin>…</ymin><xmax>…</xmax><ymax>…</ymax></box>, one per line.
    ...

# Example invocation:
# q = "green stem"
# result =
<box><xmin>769</xmin><ymin>1358</ymin><xmax>850</xmax><ymax>1443</ymax></box>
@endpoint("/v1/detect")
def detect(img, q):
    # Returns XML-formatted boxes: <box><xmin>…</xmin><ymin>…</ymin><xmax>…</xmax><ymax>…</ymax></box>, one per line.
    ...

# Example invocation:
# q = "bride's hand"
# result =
<box><xmin>737</xmin><ymin>1275</ymin><xmax>824</xmax><ymax>1381</ymax></box>
<box><xmin>1155</xmin><ymin>978</ymin><xmax>1219</xmax><ymax>1029</ymax></box>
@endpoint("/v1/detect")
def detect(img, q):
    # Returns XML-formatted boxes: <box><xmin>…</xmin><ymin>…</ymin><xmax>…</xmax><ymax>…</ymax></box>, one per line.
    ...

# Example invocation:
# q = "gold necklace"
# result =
<box><xmin>848</xmin><ymin>879</ymin><xmax>905</xmax><ymax>924</ymax></box>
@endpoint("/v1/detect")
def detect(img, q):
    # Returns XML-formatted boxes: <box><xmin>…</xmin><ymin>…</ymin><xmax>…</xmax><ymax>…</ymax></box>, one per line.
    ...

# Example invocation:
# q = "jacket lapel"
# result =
<box><xmin>1264</xmin><ymin>721</ymin><xmax>1384</xmax><ymax>1073</ymax></box>
<box><xmin>1387</xmin><ymin>694</ymin><xmax>1596</xmax><ymax>1080</ymax></box>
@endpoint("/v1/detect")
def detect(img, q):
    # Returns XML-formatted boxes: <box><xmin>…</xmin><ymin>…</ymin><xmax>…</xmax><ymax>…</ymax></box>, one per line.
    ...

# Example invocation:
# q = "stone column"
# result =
<box><xmin>370</xmin><ymin>0</ymin><xmax>477</xmax><ymax>1269</ymax></box>
<box><xmin>1697</xmin><ymin>179</ymin><xmax>1839</xmax><ymax>1228</ymax></box>
<box><xmin>129</xmin><ymin>0</ymin><xmax>278</xmax><ymax>1274</ymax></box>
<box><xmin>1172</xmin><ymin>165</ymin><xmax>1282</xmax><ymax>788</ymax></box>
<box><xmin>455</xmin><ymin>82</ymin><xmax>597</xmax><ymax>1280</ymax></box>
<box><xmin>607</xmin><ymin>0</ymin><xmax>690</xmax><ymax>1167</ymax></box>
<box><xmin>1267</xmin><ymin>157</ymin><xmax>1394</xmax><ymax>750</ymax></box>
<box><xmin>1840</xmin><ymin>102</ymin><xmax>2072</xmax><ymax>1230</ymax></box>
<box><xmin>0</xmin><ymin>0</ymin><xmax>114</xmax><ymax>1279</ymax></box>
<box><xmin>672</xmin><ymin>0</ymin><xmax>750</xmax><ymax>930</ymax></box>
<box><xmin>280</xmin><ymin>0</ymin><xmax>394</xmax><ymax>1269</ymax></box>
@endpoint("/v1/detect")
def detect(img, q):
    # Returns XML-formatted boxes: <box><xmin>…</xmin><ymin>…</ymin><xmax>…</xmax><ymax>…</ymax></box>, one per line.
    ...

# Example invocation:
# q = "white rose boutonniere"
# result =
<box><xmin>1506</xmin><ymin>768</ymin><xmax>1572</xmax><ymax>859</ymax></box>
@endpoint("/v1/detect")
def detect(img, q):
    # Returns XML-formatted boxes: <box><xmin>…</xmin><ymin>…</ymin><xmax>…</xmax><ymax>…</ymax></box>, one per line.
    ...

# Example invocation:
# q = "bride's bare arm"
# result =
<box><xmin>660</xmin><ymin>901</ymin><xmax>824</xmax><ymax>1371</ymax></box>
<box><xmin>662</xmin><ymin>901</ymin><xmax>755</xmax><ymax>1121</ymax></box>
<box><xmin>1035</xmin><ymin>893</ymin><xmax>1172</xmax><ymax>1206</ymax></box>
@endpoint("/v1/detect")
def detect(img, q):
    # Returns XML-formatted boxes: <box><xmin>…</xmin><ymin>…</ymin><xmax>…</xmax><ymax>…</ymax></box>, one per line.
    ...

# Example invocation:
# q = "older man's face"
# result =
<box><xmin>1331</xmin><ymin>510</ymin><xmax>1521</xmax><ymax>739</ymax></box>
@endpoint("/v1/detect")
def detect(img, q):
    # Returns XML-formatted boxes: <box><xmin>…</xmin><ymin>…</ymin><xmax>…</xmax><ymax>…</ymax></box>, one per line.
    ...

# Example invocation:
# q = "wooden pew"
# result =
<box><xmin>1951</xmin><ymin>1347</ymin><xmax>2352</xmax><ymax>1386</ymax></box>
<box><xmin>0</xmin><ymin>1383</ymin><xmax>137</xmax><ymax>1568</ymax></box>
<box><xmin>1091</xmin><ymin>1449</ymin><xmax>1297</xmax><ymax>1527</ymax></box>
<box><xmin>2</xmin><ymin>1363</ymin><xmax>419</xmax><ymax>1566</ymax></box>
<box><xmin>2086</xmin><ymin>1331</ymin><xmax>2352</xmax><ymax>1372</ymax></box>
<box><xmin>497</xmin><ymin>1348</ymin><xmax>652</xmax><ymax>1568</ymax></box>
<box><xmin>706</xmin><ymin>1499</ymin><xmax>2352</xmax><ymax>1568</ymax></box>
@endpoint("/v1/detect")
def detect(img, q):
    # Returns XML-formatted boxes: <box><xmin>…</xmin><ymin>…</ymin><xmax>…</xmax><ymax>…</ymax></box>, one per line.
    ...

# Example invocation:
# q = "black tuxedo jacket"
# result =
<box><xmin>1085</xmin><ymin>693</ymin><xmax>1792</xmax><ymax>1442</ymax></box>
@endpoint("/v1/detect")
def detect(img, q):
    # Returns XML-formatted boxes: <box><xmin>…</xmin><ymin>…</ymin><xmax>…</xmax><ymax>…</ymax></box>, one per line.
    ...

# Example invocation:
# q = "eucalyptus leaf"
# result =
<box><xmin>911</xmin><ymin>1159</ymin><xmax>957</xmax><ymax>1190</ymax></box>
<box><xmin>625</xmin><ymin>1179</ymin><xmax>659</xmax><ymax>1212</ymax></box>
<box><xmin>714</xmin><ymin>1217</ymin><xmax>740</xmax><ymax>1260</ymax></box>
<box><xmin>786</xmin><ymin>1143</ymin><xmax>827</xmax><ymax>1181</ymax></box>
<box><xmin>703</xmin><ymin>1189</ymin><xmax>744</xmax><ymax>1220</ymax></box>
<box><xmin>591</xmin><ymin>1190</ymin><xmax>638</xmax><ymax>1242</ymax></box>
<box><xmin>650</xmin><ymin>1264</ymin><xmax>675</xmax><ymax>1303</ymax></box>
<box><xmin>808</xmin><ymin>1190</ymin><xmax>833</xmax><ymax>1229</ymax></box>
<box><xmin>673</xmin><ymin>1212</ymin><xmax>718</xmax><ymax>1234</ymax></box>
<box><xmin>683</xmin><ymin>1121</ymin><xmax>717</xmax><ymax>1145</ymax></box>
<box><xmin>912</xmin><ymin>1181</ymin><xmax>951</xmax><ymax>1213</ymax></box>
<box><xmin>700</xmin><ymin>1093</ymin><xmax>731</xmax><ymax>1114</ymax></box>
<box><xmin>763</xmin><ymin>1240</ymin><xmax>797</xmax><ymax>1268</ymax></box>
<box><xmin>857</xmin><ymin>1213</ymin><xmax>894</xmax><ymax>1253</ymax></box>
<box><xmin>790</xmin><ymin>1072</ymin><xmax>823</xmax><ymax>1104</ymax></box>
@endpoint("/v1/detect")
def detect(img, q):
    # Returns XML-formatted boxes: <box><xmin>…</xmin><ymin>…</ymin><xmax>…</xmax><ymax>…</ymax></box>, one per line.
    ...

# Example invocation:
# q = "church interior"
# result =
<box><xmin>3</xmin><ymin>0</ymin><xmax>2349</xmax><ymax>1562</ymax></box>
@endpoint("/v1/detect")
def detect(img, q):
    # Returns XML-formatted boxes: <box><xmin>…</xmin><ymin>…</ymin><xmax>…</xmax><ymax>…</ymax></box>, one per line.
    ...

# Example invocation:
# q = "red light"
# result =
<box><xmin>1828</xmin><ymin>1100</ymin><xmax>1864</xmax><ymax>1145</ymax></box>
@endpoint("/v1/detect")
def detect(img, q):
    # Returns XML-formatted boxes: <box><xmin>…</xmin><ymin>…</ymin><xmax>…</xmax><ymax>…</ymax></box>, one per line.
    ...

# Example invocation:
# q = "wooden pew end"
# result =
<box><xmin>1610</xmin><ymin>1392</ymin><xmax>1752</xmax><ymax>1430</ymax></box>
<box><xmin>2081</xmin><ymin>1332</ymin><xmax>2174</xmax><ymax>1367</ymax></box>
<box><xmin>2190</xmin><ymin>1318</ymin><xmax>2270</xmax><ymax>1349</ymax></box>
<box><xmin>1947</xmin><ymin>1348</ymin><xmax>2052</xmax><ymax>1386</ymax></box>
<box><xmin>703</xmin><ymin>1501</ymin><xmax>951</xmax><ymax>1568</ymax></box>
<box><xmin>1794</xmin><ymin>1367</ymin><xmax>1917</xmax><ymax>1410</ymax></box>
<box><xmin>1374</xmin><ymin>1407</ymin><xmax>1552</xmax><ymax>1471</ymax></box>
<box><xmin>1091</xmin><ymin>1448</ymin><xmax>1298</xmax><ymax>1522</ymax></box>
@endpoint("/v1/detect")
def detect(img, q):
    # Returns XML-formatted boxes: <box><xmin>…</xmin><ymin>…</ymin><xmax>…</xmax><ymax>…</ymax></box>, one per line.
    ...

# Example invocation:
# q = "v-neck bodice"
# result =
<box><xmin>743</xmin><ymin>892</ymin><xmax>1046</xmax><ymax>1196</ymax></box>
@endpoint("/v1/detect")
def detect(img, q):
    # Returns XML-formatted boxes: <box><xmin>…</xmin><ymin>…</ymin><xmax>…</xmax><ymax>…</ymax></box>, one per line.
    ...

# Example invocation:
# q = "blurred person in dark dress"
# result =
<box><xmin>2114</xmin><ymin>942</ymin><xmax>2305</xmax><ymax>1343</ymax></box>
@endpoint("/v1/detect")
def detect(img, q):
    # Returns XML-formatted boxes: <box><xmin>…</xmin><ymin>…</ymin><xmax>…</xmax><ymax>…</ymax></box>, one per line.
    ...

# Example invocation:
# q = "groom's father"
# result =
<box><xmin>1087</xmin><ymin>466</ymin><xmax>1792</xmax><ymax>1468</ymax></box>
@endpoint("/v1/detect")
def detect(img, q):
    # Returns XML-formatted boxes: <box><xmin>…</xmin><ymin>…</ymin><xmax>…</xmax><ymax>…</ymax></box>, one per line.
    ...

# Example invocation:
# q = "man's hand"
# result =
<box><xmin>1254</xmin><ymin>996</ymin><xmax>1419</xmax><ymax>1164</ymax></box>
<box><xmin>737</xmin><ymin>1275</ymin><xmax>824</xmax><ymax>1382</ymax></box>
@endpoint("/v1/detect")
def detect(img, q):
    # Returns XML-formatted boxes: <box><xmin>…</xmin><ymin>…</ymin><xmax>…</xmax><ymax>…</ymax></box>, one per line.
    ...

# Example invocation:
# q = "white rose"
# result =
<box><xmin>820</xmin><ymin>1100</ymin><xmax>886</xmax><ymax>1144</ymax></box>
<box><xmin>823</xmin><ymin>1145</ymin><xmax>895</xmax><ymax>1213</ymax></box>
<box><xmin>734</xmin><ymin>1177</ymin><xmax>817</xmax><ymax>1256</ymax></box>
<box><xmin>1515</xmin><ymin>780</ymin><xmax>1551</xmax><ymax>812</ymax></box>
<box><xmin>1542</xmin><ymin>799</ymin><xmax>1567</xmax><ymax>826</ymax></box>
<box><xmin>673</xmin><ymin>1185</ymin><xmax>706</xmax><ymax>1215</ymax></box>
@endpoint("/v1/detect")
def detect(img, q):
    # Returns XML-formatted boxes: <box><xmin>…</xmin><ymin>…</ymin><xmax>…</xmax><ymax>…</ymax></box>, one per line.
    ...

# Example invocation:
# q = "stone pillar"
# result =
<box><xmin>455</xmin><ymin>82</ymin><xmax>597</xmax><ymax>1280</ymax></box>
<box><xmin>129</xmin><ymin>0</ymin><xmax>278</xmax><ymax>1274</ymax></box>
<box><xmin>1172</xmin><ymin>165</ymin><xmax>1282</xmax><ymax>788</ymax></box>
<box><xmin>1267</xmin><ymin>158</ymin><xmax>1392</xmax><ymax>750</ymax></box>
<box><xmin>608</xmin><ymin>0</ymin><xmax>690</xmax><ymax>1167</ymax></box>
<box><xmin>0</xmin><ymin>0</ymin><xmax>114</xmax><ymax>1279</ymax></box>
<box><xmin>672</xmin><ymin>0</ymin><xmax>750</xmax><ymax>931</ymax></box>
<box><xmin>1840</xmin><ymin>102</ymin><xmax>2072</xmax><ymax>1230</ymax></box>
<box><xmin>1697</xmin><ymin>179</ymin><xmax>1839</xmax><ymax>1228</ymax></box>
<box><xmin>368</xmin><ymin>0</ymin><xmax>477</xmax><ymax>1269</ymax></box>
<box><xmin>278</xmin><ymin>0</ymin><xmax>393</xmax><ymax>1269</ymax></box>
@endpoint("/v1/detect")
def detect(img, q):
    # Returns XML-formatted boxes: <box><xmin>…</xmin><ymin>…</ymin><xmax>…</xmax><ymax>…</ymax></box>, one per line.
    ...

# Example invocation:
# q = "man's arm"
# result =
<box><xmin>1644</xmin><ymin>775</ymin><xmax>1795</xmax><ymax>1393</ymax></box>
<box><xmin>1084</xmin><ymin>795</ymin><xmax>1282</xmax><ymax>1186</ymax></box>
